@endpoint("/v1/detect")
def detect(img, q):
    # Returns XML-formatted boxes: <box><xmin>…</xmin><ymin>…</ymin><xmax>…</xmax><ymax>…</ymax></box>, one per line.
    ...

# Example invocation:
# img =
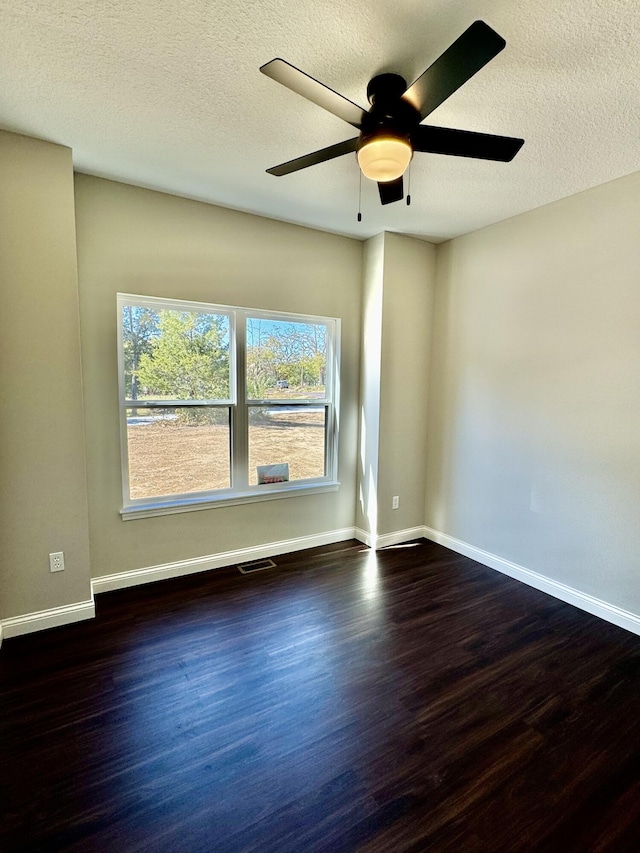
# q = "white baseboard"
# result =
<box><xmin>354</xmin><ymin>527</ymin><xmax>374</xmax><ymax>547</ymax></box>
<box><xmin>4</xmin><ymin>526</ymin><xmax>637</xmax><ymax>641</ymax></box>
<box><xmin>376</xmin><ymin>526</ymin><xmax>428</xmax><ymax>549</ymax></box>
<box><xmin>354</xmin><ymin>526</ymin><xmax>425</xmax><ymax>550</ymax></box>
<box><xmin>92</xmin><ymin>527</ymin><xmax>358</xmax><ymax>594</ymax></box>
<box><xmin>423</xmin><ymin>525</ymin><xmax>640</xmax><ymax>637</ymax></box>
<box><xmin>0</xmin><ymin>529</ymin><xmax>359</xmax><ymax>641</ymax></box>
<box><xmin>1</xmin><ymin>597</ymin><xmax>96</xmax><ymax>639</ymax></box>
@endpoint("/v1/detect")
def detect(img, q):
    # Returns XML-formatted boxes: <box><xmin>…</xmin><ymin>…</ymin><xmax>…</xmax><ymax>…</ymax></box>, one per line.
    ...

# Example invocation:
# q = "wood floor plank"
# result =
<box><xmin>3</xmin><ymin>539</ymin><xmax>640</xmax><ymax>851</ymax></box>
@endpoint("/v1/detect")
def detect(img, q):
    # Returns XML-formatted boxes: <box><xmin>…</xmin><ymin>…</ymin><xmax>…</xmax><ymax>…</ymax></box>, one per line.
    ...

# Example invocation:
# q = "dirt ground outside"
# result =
<box><xmin>127</xmin><ymin>409</ymin><xmax>325</xmax><ymax>499</ymax></box>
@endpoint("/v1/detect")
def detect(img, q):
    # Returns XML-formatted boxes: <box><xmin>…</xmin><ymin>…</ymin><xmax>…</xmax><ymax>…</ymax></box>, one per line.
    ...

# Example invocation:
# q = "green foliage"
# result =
<box><xmin>137</xmin><ymin>310</ymin><xmax>230</xmax><ymax>400</ymax></box>
<box><xmin>122</xmin><ymin>306</ymin><xmax>159</xmax><ymax>399</ymax></box>
<box><xmin>246</xmin><ymin>346</ymin><xmax>276</xmax><ymax>399</ymax></box>
<box><xmin>176</xmin><ymin>407</ymin><xmax>228</xmax><ymax>426</ymax></box>
<box><xmin>124</xmin><ymin>307</ymin><xmax>328</xmax><ymax>407</ymax></box>
<box><xmin>246</xmin><ymin>319</ymin><xmax>327</xmax><ymax>396</ymax></box>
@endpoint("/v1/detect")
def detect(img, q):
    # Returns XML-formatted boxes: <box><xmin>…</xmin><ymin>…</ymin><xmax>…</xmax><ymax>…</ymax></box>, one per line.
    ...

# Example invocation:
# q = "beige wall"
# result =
<box><xmin>427</xmin><ymin>171</ymin><xmax>640</xmax><ymax>612</ymax></box>
<box><xmin>356</xmin><ymin>234</ymin><xmax>384</xmax><ymax>536</ymax></box>
<box><xmin>0</xmin><ymin>132</ymin><xmax>91</xmax><ymax>618</ymax></box>
<box><xmin>74</xmin><ymin>175</ymin><xmax>363</xmax><ymax>579</ymax></box>
<box><xmin>356</xmin><ymin>232</ymin><xmax>436</xmax><ymax>539</ymax></box>
<box><xmin>378</xmin><ymin>233</ymin><xmax>436</xmax><ymax>535</ymax></box>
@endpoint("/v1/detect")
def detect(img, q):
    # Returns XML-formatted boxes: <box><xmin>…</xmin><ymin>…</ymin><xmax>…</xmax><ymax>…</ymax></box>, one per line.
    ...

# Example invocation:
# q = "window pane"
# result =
<box><xmin>248</xmin><ymin>406</ymin><xmax>326</xmax><ymax>485</ymax></box>
<box><xmin>123</xmin><ymin>305</ymin><xmax>231</xmax><ymax>402</ymax></box>
<box><xmin>246</xmin><ymin>317</ymin><xmax>327</xmax><ymax>400</ymax></box>
<box><xmin>126</xmin><ymin>407</ymin><xmax>230</xmax><ymax>500</ymax></box>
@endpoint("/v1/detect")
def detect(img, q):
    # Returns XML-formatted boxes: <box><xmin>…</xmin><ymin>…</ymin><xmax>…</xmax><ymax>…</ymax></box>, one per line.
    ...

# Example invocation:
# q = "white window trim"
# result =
<box><xmin>117</xmin><ymin>294</ymin><xmax>341</xmax><ymax>519</ymax></box>
<box><xmin>120</xmin><ymin>481</ymin><xmax>340</xmax><ymax>521</ymax></box>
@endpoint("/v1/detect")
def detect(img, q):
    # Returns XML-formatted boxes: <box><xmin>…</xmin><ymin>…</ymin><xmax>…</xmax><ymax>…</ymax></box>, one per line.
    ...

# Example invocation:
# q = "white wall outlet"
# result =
<box><xmin>49</xmin><ymin>551</ymin><xmax>65</xmax><ymax>572</ymax></box>
<box><xmin>392</xmin><ymin>495</ymin><xmax>400</xmax><ymax>510</ymax></box>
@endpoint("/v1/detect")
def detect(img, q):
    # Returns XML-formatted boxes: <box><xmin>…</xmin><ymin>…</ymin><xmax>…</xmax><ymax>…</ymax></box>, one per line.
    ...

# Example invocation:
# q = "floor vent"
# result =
<box><xmin>237</xmin><ymin>558</ymin><xmax>276</xmax><ymax>575</ymax></box>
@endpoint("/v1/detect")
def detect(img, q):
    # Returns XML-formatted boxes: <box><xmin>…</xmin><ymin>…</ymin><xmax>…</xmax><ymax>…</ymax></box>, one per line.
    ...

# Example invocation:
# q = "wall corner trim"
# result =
<box><xmin>1</xmin><ymin>597</ymin><xmax>96</xmax><ymax>640</ymax></box>
<box><xmin>423</xmin><ymin>526</ymin><xmax>640</xmax><ymax>637</ymax></box>
<box><xmin>355</xmin><ymin>526</ymin><xmax>426</xmax><ymax>551</ymax></box>
<box><xmin>91</xmin><ymin>527</ymin><xmax>358</xmax><ymax>594</ymax></box>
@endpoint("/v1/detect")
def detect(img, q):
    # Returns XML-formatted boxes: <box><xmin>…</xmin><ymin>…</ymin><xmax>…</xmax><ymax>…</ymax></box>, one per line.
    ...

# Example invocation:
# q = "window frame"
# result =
<box><xmin>117</xmin><ymin>294</ymin><xmax>340</xmax><ymax>520</ymax></box>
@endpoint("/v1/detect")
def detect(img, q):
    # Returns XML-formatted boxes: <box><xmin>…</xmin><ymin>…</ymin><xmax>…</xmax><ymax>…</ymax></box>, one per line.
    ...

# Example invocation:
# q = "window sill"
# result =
<box><xmin>121</xmin><ymin>481</ymin><xmax>340</xmax><ymax>521</ymax></box>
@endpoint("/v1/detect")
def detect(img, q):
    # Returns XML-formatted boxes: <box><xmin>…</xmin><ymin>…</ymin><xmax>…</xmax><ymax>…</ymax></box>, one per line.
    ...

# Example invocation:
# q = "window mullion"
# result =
<box><xmin>232</xmin><ymin>312</ymin><xmax>249</xmax><ymax>489</ymax></box>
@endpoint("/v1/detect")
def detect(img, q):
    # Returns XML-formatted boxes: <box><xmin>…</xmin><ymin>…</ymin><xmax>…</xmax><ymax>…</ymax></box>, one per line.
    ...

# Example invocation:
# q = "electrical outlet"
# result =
<box><xmin>392</xmin><ymin>495</ymin><xmax>399</xmax><ymax>510</ymax></box>
<box><xmin>49</xmin><ymin>551</ymin><xmax>65</xmax><ymax>573</ymax></box>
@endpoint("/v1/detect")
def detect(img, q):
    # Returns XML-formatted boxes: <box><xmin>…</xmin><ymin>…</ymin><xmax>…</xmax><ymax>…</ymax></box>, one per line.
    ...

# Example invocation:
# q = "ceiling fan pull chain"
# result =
<box><xmin>407</xmin><ymin>162</ymin><xmax>411</xmax><ymax>206</ymax></box>
<box><xmin>357</xmin><ymin>169</ymin><xmax>363</xmax><ymax>222</ymax></box>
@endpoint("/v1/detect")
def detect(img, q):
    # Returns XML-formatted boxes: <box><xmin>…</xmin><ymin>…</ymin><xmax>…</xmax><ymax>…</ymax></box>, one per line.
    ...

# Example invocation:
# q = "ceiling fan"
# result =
<box><xmin>261</xmin><ymin>20</ymin><xmax>524</xmax><ymax>205</ymax></box>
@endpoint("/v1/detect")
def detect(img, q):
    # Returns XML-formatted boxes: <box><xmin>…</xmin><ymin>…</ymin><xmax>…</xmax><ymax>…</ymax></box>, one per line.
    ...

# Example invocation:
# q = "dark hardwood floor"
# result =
<box><xmin>3</xmin><ymin>539</ymin><xmax>640</xmax><ymax>852</ymax></box>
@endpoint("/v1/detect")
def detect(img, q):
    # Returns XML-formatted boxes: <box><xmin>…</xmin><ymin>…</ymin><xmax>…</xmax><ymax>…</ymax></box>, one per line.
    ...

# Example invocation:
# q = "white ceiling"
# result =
<box><xmin>1</xmin><ymin>0</ymin><xmax>639</xmax><ymax>242</ymax></box>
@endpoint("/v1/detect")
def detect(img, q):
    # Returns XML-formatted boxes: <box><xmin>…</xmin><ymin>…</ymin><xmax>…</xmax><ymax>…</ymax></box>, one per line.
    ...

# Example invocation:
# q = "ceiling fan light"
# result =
<box><xmin>357</xmin><ymin>136</ymin><xmax>413</xmax><ymax>182</ymax></box>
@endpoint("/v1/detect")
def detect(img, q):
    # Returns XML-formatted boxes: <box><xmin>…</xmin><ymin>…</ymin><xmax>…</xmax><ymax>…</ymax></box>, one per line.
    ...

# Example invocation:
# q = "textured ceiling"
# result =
<box><xmin>1</xmin><ymin>0</ymin><xmax>639</xmax><ymax>242</ymax></box>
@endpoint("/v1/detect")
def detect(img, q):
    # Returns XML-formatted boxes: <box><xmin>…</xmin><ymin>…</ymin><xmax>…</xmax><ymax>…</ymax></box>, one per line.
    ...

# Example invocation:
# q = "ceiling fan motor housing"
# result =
<box><xmin>359</xmin><ymin>73</ymin><xmax>420</xmax><ymax>151</ymax></box>
<box><xmin>366</xmin><ymin>72</ymin><xmax>407</xmax><ymax>106</ymax></box>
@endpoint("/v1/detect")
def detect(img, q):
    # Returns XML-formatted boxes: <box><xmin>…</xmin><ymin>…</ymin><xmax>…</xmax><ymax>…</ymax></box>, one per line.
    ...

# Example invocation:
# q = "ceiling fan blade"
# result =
<box><xmin>403</xmin><ymin>21</ymin><xmax>506</xmax><ymax>120</ymax></box>
<box><xmin>266</xmin><ymin>137</ymin><xmax>359</xmax><ymax>176</ymax></box>
<box><xmin>412</xmin><ymin>125</ymin><xmax>524</xmax><ymax>161</ymax></box>
<box><xmin>260</xmin><ymin>59</ymin><xmax>365</xmax><ymax>129</ymax></box>
<box><xmin>378</xmin><ymin>177</ymin><xmax>404</xmax><ymax>205</ymax></box>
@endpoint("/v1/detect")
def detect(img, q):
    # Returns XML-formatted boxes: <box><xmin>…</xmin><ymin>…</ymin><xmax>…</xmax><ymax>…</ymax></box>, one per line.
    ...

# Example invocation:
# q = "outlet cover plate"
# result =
<box><xmin>49</xmin><ymin>552</ymin><xmax>65</xmax><ymax>572</ymax></box>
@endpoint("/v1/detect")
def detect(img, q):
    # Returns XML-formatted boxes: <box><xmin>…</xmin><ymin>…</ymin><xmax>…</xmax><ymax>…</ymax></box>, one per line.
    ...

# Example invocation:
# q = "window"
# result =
<box><xmin>117</xmin><ymin>294</ymin><xmax>340</xmax><ymax>518</ymax></box>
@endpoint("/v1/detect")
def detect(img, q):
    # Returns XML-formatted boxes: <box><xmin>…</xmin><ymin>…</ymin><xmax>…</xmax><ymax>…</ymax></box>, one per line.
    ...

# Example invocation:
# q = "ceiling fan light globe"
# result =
<box><xmin>357</xmin><ymin>137</ymin><xmax>413</xmax><ymax>182</ymax></box>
